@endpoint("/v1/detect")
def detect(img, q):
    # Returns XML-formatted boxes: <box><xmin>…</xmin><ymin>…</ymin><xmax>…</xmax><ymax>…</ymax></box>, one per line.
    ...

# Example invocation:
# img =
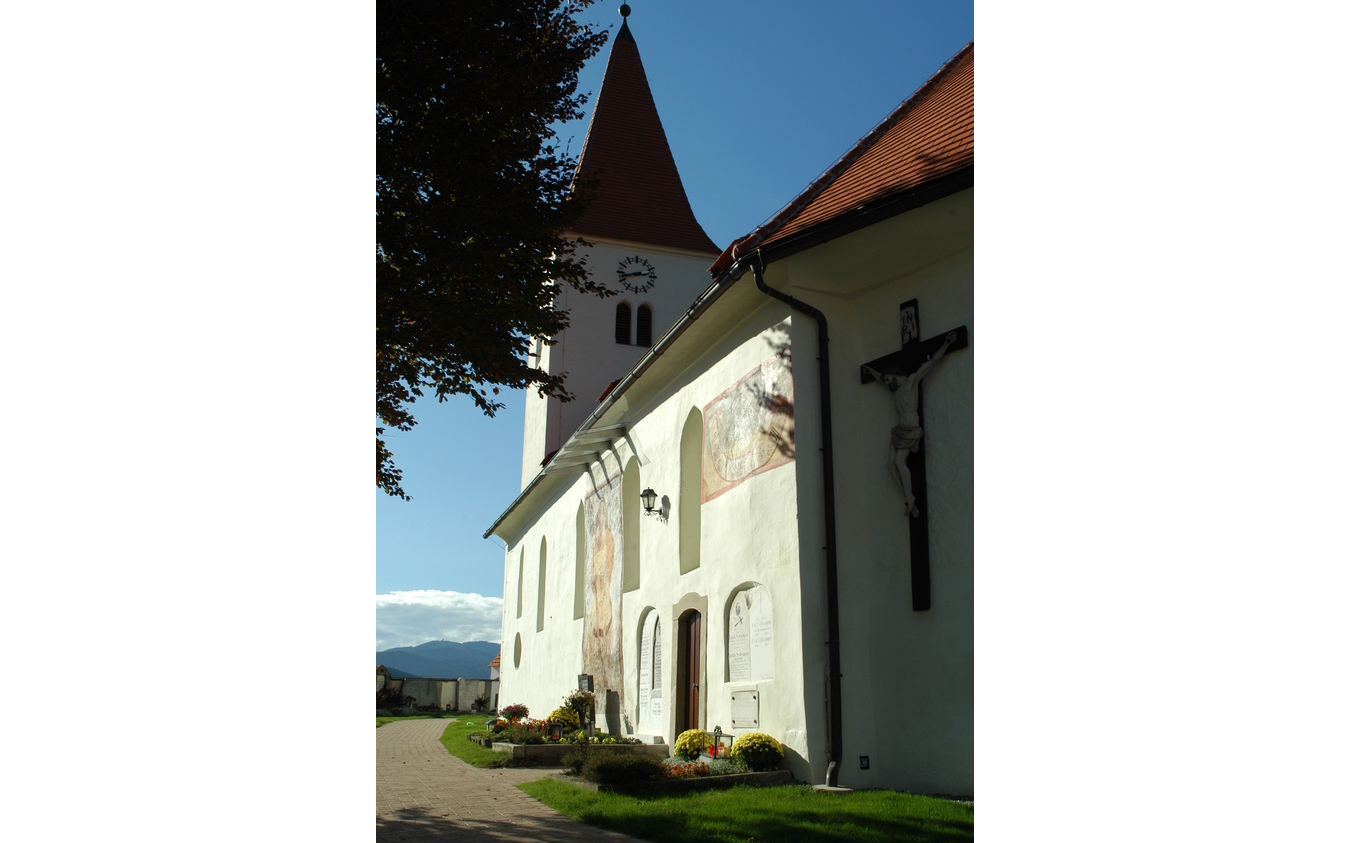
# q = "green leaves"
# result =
<box><xmin>376</xmin><ymin>1</ymin><xmax>609</xmax><ymax>499</ymax></box>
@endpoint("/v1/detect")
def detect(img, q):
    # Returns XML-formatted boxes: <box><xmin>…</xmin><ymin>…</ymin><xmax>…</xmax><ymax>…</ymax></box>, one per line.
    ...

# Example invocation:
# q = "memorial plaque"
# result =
<box><xmin>638</xmin><ymin>614</ymin><xmax>654</xmax><ymax>725</ymax></box>
<box><xmin>728</xmin><ymin>591</ymin><xmax>751</xmax><ymax>682</ymax></box>
<box><xmin>651</xmin><ymin>620</ymin><xmax>663</xmax><ymax>723</ymax></box>
<box><xmin>731</xmin><ymin>690</ymin><xmax>759</xmax><ymax>730</ymax></box>
<box><xmin>749</xmin><ymin>590</ymin><xmax>774</xmax><ymax>681</ymax></box>
<box><xmin>652</xmin><ymin>621</ymin><xmax>662</xmax><ymax>686</ymax></box>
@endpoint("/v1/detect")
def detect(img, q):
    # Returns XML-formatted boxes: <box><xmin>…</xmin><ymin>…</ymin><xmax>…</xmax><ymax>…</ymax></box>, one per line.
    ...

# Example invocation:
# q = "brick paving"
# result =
<box><xmin>376</xmin><ymin>719</ymin><xmax>649</xmax><ymax>843</ymax></box>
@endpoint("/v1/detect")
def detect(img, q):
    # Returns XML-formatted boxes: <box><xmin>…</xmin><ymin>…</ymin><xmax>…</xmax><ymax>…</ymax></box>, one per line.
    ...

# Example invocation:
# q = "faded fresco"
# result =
<box><xmin>702</xmin><ymin>353</ymin><xmax>795</xmax><ymax>502</ymax></box>
<box><xmin>582</xmin><ymin>480</ymin><xmax>624</xmax><ymax>705</ymax></box>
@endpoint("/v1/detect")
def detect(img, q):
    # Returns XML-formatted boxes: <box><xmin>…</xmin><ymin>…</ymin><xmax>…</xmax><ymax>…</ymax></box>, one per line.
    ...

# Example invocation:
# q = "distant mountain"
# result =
<box><xmin>377</xmin><ymin>640</ymin><xmax>500</xmax><ymax>679</ymax></box>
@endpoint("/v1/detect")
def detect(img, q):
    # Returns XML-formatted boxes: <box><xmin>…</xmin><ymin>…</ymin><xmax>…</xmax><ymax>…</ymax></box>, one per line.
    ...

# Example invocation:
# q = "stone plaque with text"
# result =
<box><xmin>731</xmin><ymin>689</ymin><xmax>759</xmax><ymax>730</ymax></box>
<box><xmin>728</xmin><ymin>591</ymin><xmax>751</xmax><ymax>682</ymax></box>
<box><xmin>639</xmin><ymin>614</ymin><xmax>653</xmax><ymax>725</ymax></box>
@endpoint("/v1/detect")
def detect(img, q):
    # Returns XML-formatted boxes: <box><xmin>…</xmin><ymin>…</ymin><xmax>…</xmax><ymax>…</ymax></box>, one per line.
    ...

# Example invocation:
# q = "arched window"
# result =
<box><xmin>574</xmin><ymin>502</ymin><xmax>585</xmax><ymax>620</ymax></box>
<box><xmin>680</xmin><ymin>409</ymin><xmax>702</xmax><ymax>574</ymax></box>
<box><xmin>622</xmin><ymin>457</ymin><xmax>641</xmax><ymax>591</ymax></box>
<box><xmin>516</xmin><ymin>550</ymin><xmax>524</xmax><ymax>618</ymax></box>
<box><xmin>615</xmin><ymin>303</ymin><xmax>632</xmax><ymax>345</ymax></box>
<box><xmin>635</xmin><ymin>304</ymin><xmax>653</xmax><ymax>347</ymax></box>
<box><xmin>537</xmin><ymin>537</ymin><xmax>547</xmax><ymax>632</ymax></box>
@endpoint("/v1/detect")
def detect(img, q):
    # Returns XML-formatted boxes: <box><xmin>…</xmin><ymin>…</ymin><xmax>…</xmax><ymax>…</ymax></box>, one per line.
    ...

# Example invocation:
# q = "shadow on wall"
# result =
<box><xmin>750</xmin><ymin>327</ymin><xmax>795</xmax><ymax>459</ymax></box>
<box><xmin>781</xmin><ymin>744</ymin><xmax>811</xmax><ymax>782</ymax></box>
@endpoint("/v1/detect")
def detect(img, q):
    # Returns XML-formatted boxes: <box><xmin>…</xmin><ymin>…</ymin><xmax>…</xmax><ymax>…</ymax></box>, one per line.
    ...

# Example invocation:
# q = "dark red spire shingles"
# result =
<box><xmin>570</xmin><ymin>21</ymin><xmax>720</xmax><ymax>255</ymax></box>
<box><xmin>712</xmin><ymin>42</ymin><xmax>974</xmax><ymax>275</ymax></box>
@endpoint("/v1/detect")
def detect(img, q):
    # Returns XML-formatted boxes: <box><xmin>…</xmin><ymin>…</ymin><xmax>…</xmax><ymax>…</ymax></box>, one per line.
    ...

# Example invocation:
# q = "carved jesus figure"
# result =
<box><xmin>862</xmin><ymin>331</ymin><xmax>957</xmax><ymax>518</ymax></box>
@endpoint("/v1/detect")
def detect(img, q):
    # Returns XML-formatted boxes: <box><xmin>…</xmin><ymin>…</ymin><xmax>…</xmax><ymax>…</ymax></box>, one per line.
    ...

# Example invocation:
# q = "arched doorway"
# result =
<box><xmin>675</xmin><ymin>608</ymin><xmax>702</xmax><ymax>735</ymax></box>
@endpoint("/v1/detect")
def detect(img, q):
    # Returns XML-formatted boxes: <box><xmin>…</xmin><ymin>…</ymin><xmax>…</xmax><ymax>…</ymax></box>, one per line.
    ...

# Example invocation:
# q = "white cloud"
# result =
<box><xmin>376</xmin><ymin>590</ymin><xmax>503</xmax><ymax>651</ymax></box>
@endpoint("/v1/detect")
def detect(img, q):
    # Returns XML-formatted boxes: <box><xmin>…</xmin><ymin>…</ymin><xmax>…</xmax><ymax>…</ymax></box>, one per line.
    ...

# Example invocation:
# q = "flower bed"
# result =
<box><xmin>491</xmin><ymin>742</ymin><xmax>669</xmax><ymax>765</ymax></box>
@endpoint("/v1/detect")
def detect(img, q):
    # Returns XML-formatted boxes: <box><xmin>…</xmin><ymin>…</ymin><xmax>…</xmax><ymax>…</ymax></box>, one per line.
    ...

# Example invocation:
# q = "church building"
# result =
<box><xmin>485</xmin><ymin>10</ymin><xmax>973</xmax><ymax>796</ymax></box>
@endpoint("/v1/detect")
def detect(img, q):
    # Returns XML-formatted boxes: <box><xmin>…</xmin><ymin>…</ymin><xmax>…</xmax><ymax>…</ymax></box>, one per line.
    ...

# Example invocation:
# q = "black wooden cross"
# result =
<box><xmin>859</xmin><ymin>299</ymin><xmax>968</xmax><ymax>611</ymax></box>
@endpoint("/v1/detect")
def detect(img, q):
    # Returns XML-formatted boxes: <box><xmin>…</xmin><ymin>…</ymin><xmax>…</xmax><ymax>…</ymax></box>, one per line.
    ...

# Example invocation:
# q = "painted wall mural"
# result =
<box><xmin>582</xmin><ymin>481</ymin><xmax>624</xmax><ymax>707</ymax></box>
<box><xmin>702</xmin><ymin>353</ymin><xmax>795</xmax><ymax>502</ymax></box>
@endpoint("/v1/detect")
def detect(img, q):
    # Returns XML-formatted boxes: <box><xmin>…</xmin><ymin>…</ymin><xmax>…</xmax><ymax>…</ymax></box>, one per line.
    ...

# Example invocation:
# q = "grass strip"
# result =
<box><xmin>437</xmin><ymin>717</ymin><xmax>508</xmax><ymax>767</ymax></box>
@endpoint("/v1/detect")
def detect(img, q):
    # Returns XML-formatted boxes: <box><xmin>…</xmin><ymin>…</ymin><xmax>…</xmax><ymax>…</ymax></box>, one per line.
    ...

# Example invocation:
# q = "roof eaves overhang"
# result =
<box><xmin>757</xmin><ymin>166</ymin><xmax>973</xmax><ymax>267</ymax></box>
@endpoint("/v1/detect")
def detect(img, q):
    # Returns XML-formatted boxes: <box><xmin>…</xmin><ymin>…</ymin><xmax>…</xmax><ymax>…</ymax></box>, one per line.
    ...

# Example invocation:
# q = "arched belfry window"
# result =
<box><xmin>615</xmin><ymin>303</ymin><xmax>632</xmax><ymax>345</ymax></box>
<box><xmin>636</xmin><ymin>304</ymin><xmax>653</xmax><ymax>347</ymax></box>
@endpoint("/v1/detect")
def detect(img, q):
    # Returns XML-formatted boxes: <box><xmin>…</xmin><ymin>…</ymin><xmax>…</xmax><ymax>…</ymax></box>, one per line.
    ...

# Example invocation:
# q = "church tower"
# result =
<box><xmin>521</xmin><ymin>5</ymin><xmax>721</xmax><ymax>487</ymax></box>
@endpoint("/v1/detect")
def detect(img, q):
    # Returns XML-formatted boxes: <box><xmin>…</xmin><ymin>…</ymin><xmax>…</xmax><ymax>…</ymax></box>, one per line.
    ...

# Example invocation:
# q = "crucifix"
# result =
<box><xmin>860</xmin><ymin>299</ymin><xmax>968</xmax><ymax>611</ymax></box>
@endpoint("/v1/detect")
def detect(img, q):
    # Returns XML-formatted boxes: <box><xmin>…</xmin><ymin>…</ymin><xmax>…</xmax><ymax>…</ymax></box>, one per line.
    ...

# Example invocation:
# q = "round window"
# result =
<box><xmin>513</xmin><ymin>632</ymin><xmax>522</xmax><ymax>668</ymax></box>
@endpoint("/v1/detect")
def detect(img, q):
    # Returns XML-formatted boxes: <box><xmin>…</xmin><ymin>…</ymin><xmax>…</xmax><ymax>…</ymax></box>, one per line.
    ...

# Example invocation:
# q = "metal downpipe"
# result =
<box><xmin>747</xmin><ymin>253</ymin><xmax>843</xmax><ymax>788</ymax></box>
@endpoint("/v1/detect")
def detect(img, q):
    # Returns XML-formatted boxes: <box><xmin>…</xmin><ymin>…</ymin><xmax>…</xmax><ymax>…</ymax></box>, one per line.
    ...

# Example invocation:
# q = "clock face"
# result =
<box><xmin>616</xmin><ymin>255</ymin><xmax>657</xmax><ymax>294</ymax></box>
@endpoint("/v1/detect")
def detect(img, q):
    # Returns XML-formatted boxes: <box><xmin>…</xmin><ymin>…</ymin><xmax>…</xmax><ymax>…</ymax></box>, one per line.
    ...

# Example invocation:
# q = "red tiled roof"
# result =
<box><xmin>569</xmin><ymin>20</ymin><xmax>720</xmax><ymax>255</ymax></box>
<box><xmin>488</xmin><ymin>654</ymin><xmax>501</xmax><ymax>668</ymax></box>
<box><xmin>712</xmin><ymin>42</ymin><xmax>973</xmax><ymax>275</ymax></box>
<box><xmin>596</xmin><ymin>378</ymin><xmax>620</xmax><ymax>403</ymax></box>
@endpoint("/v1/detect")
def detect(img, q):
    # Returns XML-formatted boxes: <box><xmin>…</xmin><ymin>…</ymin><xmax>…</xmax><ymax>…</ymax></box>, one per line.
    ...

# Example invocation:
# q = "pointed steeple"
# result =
<box><xmin>569</xmin><ymin>10</ymin><xmax>719</xmax><ymax>254</ymax></box>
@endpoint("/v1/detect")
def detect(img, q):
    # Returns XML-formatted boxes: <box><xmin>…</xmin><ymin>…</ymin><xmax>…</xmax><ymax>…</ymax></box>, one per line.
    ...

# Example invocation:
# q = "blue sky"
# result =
<box><xmin>376</xmin><ymin>0</ymin><xmax>975</xmax><ymax>649</ymax></box>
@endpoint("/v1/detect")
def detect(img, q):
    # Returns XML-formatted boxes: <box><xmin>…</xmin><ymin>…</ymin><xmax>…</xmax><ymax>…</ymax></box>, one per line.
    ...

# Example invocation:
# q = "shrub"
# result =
<box><xmin>505</xmin><ymin>719</ymin><xmax>548</xmax><ymax>745</ymax></box>
<box><xmin>376</xmin><ymin>684</ymin><xmax>403</xmax><ymax>710</ymax></box>
<box><xmin>673</xmin><ymin>728</ymin><xmax>714</xmax><ymax>761</ymax></box>
<box><xmin>579</xmin><ymin>749</ymin><xmax>666</xmax><ymax>784</ymax></box>
<box><xmin>728</xmin><ymin>732</ymin><xmax>785</xmax><ymax>771</ymax></box>
<box><xmin>546</xmin><ymin>707</ymin><xmax>581</xmax><ymax>728</ymax></box>
<box><xmin>500</xmin><ymin>703</ymin><xmax>529</xmax><ymax>722</ymax></box>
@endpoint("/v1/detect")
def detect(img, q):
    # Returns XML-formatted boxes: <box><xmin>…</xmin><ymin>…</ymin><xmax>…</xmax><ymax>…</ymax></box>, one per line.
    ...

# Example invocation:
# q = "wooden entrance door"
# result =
<box><xmin>676</xmin><ymin>609</ymin><xmax>701</xmax><ymax>735</ymax></box>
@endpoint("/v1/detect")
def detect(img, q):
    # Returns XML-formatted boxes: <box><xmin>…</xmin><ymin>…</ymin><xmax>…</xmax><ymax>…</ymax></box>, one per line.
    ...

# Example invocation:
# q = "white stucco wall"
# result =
<box><xmin>772</xmin><ymin>187</ymin><xmax>974</xmax><ymax>795</ymax></box>
<box><xmin>497</xmin><ymin>292</ymin><xmax>812</xmax><ymax>778</ymax></box>
<box><xmin>496</xmin><ymin>188</ymin><xmax>973</xmax><ymax>797</ymax></box>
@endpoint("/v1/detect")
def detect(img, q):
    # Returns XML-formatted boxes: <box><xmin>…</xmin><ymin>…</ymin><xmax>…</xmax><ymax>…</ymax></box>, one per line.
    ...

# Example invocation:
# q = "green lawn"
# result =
<box><xmin>519</xmin><ymin>777</ymin><xmax>973</xmax><ymax>843</ymax></box>
<box><xmin>375</xmin><ymin>712</ymin><xmax>455</xmax><ymax>728</ymax></box>
<box><xmin>380</xmin><ymin>716</ymin><xmax>972</xmax><ymax>841</ymax></box>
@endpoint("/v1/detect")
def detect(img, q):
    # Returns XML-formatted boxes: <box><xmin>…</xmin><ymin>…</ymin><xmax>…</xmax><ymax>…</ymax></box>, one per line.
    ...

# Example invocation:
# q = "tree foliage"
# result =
<box><xmin>377</xmin><ymin>0</ymin><xmax>610</xmax><ymax>499</ymax></box>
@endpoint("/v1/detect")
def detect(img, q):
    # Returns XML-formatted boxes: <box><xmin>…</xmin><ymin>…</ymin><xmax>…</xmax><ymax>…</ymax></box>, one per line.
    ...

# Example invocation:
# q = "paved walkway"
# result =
<box><xmin>376</xmin><ymin>719</ymin><xmax>648</xmax><ymax>843</ymax></box>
